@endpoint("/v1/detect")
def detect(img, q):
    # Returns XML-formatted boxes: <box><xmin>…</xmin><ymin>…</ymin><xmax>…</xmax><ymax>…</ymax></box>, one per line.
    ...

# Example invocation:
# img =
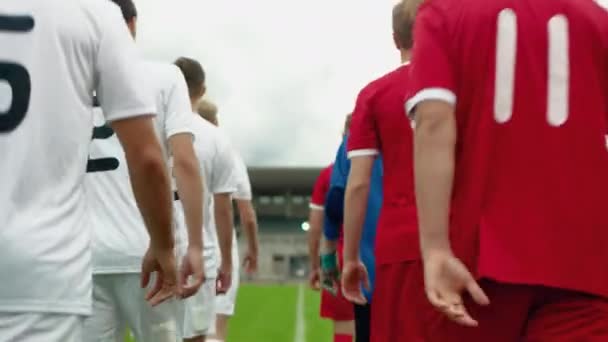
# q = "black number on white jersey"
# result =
<box><xmin>86</xmin><ymin>96</ymin><xmax>120</xmax><ymax>173</ymax></box>
<box><xmin>0</xmin><ymin>15</ymin><xmax>34</xmax><ymax>133</ymax></box>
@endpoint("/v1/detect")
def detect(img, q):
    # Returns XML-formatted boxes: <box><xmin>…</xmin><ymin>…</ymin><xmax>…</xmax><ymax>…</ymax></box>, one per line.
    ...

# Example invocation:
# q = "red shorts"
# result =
<box><xmin>320</xmin><ymin>243</ymin><xmax>354</xmax><ymax>321</ymax></box>
<box><xmin>419</xmin><ymin>277</ymin><xmax>608</xmax><ymax>341</ymax></box>
<box><xmin>371</xmin><ymin>260</ymin><xmax>428</xmax><ymax>342</ymax></box>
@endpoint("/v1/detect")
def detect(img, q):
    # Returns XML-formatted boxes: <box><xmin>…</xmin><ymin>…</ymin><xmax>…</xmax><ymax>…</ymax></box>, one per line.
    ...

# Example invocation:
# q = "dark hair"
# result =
<box><xmin>392</xmin><ymin>0</ymin><xmax>421</xmax><ymax>50</ymax></box>
<box><xmin>174</xmin><ymin>57</ymin><xmax>206</xmax><ymax>99</ymax></box>
<box><xmin>109</xmin><ymin>0</ymin><xmax>138</xmax><ymax>23</ymax></box>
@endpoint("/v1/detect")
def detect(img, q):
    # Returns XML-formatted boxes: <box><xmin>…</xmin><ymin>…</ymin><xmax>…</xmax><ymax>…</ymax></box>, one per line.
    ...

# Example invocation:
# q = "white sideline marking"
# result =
<box><xmin>294</xmin><ymin>284</ymin><xmax>306</xmax><ymax>342</ymax></box>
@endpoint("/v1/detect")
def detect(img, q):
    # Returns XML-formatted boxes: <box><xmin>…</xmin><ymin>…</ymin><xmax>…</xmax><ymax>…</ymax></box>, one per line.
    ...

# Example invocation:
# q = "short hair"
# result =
<box><xmin>174</xmin><ymin>57</ymin><xmax>206</xmax><ymax>99</ymax></box>
<box><xmin>197</xmin><ymin>100</ymin><xmax>218</xmax><ymax>125</ymax></box>
<box><xmin>392</xmin><ymin>0</ymin><xmax>421</xmax><ymax>50</ymax></box>
<box><xmin>109</xmin><ymin>0</ymin><xmax>137</xmax><ymax>22</ymax></box>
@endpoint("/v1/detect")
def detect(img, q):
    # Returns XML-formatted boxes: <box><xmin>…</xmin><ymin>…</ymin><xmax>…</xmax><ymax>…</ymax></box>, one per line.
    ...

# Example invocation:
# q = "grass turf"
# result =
<box><xmin>125</xmin><ymin>283</ymin><xmax>333</xmax><ymax>342</ymax></box>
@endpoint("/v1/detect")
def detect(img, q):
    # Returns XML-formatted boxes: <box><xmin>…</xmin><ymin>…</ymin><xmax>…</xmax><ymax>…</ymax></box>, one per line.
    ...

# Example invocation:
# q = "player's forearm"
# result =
<box><xmin>174</xmin><ymin>156</ymin><xmax>204</xmax><ymax>249</ymax></box>
<box><xmin>238</xmin><ymin>202</ymin><xmax>259</xmax><ymax>254</ymax></box>
<box><xmin>307</xmin><ymin>210</ymin><xmax>323</xmax><ymax>268</ymax></box>
<box><xmin>126</xmin><ymin>147</ymin><xmax>174</xmax><ymax>250</ymax></box>
<box><xmin>214</xmin><ymin>194</ymin><xmax>234</xmax><ymax>266</ymax></box>
<box><xmin>343</xmin><ymin>180</ymin><xmax>369</xmax><ymax>263</ymax></box>
<box><xmin>414</xmin><ymin>105</ymin><xmax>457</xmax><ymax>258</ymax></box>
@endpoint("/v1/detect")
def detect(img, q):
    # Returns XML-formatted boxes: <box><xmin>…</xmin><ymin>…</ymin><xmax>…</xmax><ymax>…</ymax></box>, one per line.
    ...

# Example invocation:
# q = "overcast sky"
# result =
<box><xmin>136</xmin><ymin>0</ymin><xmax>399</xmax><ymax>167</ymax></box>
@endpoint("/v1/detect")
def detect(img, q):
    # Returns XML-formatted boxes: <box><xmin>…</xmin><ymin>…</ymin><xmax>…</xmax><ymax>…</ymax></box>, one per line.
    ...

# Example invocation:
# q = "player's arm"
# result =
<box><xmin>166</xmin><ymin>69</ymin><xmax>204</xmax><ymax>251</ymax></box>
<box><xmin>95</xmin><ymin>3</ymin><xmax>175</xmax><ymax>305</ymax></box>
<box><xmin>235</xmin><ymin>198</ymin><xmax>259</xmax><ymax>273</ymax></box>
<box><xmin>412</xmin><ymin>101</ymin><xmax>455</xmax><ymax>255</ymax></box>
<box><xmin>170</xmin><ymin>134</ymin><xmax>204</xmax><ymax>250</ymax></box>
<box><xmin>307</xmin><ymin>204</ymin><xmax>324</xmax><ymax>271</ymax></box>
<box><xmin>342</xmin><ymin>156</ymin><xmax>374</xmax><ymax>263</ymax></box>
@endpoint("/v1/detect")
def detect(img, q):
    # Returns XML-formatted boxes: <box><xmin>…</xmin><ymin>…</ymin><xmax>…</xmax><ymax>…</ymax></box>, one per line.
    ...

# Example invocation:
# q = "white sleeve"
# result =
<box><xmin>164</xmin><ymin>67</ymin><xmax>194</xmax><ymax>138</ymax></box>
<box><xmin>210</xmin><ymin>133</ymin><xmax>239</xmax><ymax>194</ymax></box>
<box><xmin>233</xmin><ymin>152</ymin><xmax>252</xmax><ymax>200</ymax></box>
<box><xmin>95</xmin><ymin>4</ymin><xmax>155</xmax><ymax>122</ymax></box>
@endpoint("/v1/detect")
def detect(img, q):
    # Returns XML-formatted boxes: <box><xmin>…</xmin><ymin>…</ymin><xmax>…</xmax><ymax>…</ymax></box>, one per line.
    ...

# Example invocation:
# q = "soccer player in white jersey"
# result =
<box><xmin>197</xmin><ymin>101</ymin><xmax>260</xmax><ymax>342</ymax></box>
<box><xmin>83</xmin><ymin>1</ymin><xmax>205</xmax><ymax>341</ymax></box>
<box><xmin>0</xmin><ymin>0</ymin><xmax>178</xmax><ymax>340</ymax></box>
<box><xmin>173</xmin><ymin>57</ymin><xmax>237</xmax><ymax>342</ymax></box>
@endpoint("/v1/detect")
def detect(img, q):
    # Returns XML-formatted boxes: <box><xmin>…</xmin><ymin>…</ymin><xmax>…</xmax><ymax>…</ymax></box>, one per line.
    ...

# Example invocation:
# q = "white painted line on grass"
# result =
<box><xmin>294</xmin><ymin>284</ymin><xmax>306</xmax><ymax>342</ymax></box>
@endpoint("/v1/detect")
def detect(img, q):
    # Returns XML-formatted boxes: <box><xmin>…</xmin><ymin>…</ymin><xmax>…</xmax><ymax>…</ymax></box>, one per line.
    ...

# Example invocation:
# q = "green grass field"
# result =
<box><xmin>126</xmin><ymin>283</ymin><xmax>332</xmax><ymax>342</ymax></box>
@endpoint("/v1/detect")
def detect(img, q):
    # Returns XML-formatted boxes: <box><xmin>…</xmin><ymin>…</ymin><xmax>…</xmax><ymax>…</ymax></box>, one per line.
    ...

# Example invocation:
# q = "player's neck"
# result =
<box><xmin>190</xmin><ymin>100</ymin><xmax>197</xmax><ymax>112</ymax></box>
<box><xmin>400</xmin><ymin>49</ymin><xmax>411</xmax><ymax>64</ymax></box>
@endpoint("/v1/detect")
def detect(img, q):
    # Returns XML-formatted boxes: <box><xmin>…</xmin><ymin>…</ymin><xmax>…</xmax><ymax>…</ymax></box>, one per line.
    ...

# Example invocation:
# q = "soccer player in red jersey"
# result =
<box><xmin>406</xmin><ymin>0</ymin><xmax>608</xmax><ymax>340</ymax></box>
<box><xmin>341</xmin><ymin>1</ymin><xmax>423</xmax><ymax>341</ymax></box>
<box><xmin>308</xmin><ymin>164</ymin><xmax>355</xmax><ymax>342</ymax></box>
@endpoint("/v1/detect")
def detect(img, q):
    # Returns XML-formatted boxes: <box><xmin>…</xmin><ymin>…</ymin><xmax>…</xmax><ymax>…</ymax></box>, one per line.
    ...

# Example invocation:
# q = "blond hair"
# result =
<box><xmin>392</xmin><ymin>0</ymin><xmax>423</xmax><ymax>49</ymax></box>
<box><xmin>197</xmin><ymin>99</ymin><xmax>219</xmax><ymax>126</ymax></box>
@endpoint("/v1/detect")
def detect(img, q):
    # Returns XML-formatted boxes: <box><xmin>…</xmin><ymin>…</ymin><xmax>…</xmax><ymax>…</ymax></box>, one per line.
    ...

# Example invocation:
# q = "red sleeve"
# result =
<box><xmin>310</xmin><ymin>166</ymin><xmax>331</xmax><ymax>210</ymax></box>
<box><xmin>347</xmin><ymin>83</ymin><xmax>380</xmax><ymax>159</ymax></box>
<box><xmin>405</xmin><ymin>1</ymin><xmax>457</xmax><ymax>116</ymax></box>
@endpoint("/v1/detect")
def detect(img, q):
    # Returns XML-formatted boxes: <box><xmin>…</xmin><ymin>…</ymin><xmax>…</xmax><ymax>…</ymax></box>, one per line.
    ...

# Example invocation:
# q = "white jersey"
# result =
<box><xmin>232</xmin><ymin>152</ymin><xmax>252</xmax><ymax>201</ymax></box>
<box><xmin>0</xmin><ymin>0</ymin><xmax>154</xmax><ymax>315</ymax></box>
<box><xmin>175</xmin><ymin>116</ymin><xmax>237</xmax><ymax>277</ymax></box>
<box><xmin>85</xmin><ymin>61</ymin><xmax>193</xmax><ymax>274</ymax></box>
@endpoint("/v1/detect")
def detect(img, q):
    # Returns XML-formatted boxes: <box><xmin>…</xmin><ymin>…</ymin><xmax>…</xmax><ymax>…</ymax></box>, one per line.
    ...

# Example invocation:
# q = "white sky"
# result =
<box><xmin>136</xmin><ymin>0</ymin><xmax>399</xmax><ymax>166</ymax></box>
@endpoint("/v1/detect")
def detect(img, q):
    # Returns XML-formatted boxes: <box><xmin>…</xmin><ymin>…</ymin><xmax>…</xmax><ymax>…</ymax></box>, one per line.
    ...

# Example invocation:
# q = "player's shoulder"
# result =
<box><xmin>363</xmin><ymin>64</ymin><xmax>411</xmax><ymax>97</ymax></box>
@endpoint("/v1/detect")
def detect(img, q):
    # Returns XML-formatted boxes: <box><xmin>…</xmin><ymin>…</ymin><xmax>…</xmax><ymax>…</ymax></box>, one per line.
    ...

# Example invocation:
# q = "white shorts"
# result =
<box><xmin>178</xmin><ymin>278</ymin><xmax>216</xmax><ymax>339</ymax></box>
<box><xmin>0</xmin><ymin>313</ymin><xmax>84</xmax><ymax>342</ymax></box>
<box><xmin>214</xmin><ymin>235</ymin><xmax>240</xmax><ymax>316</ymax></box>
<box><xmin>83</xmin><ymin>273</ymin><xmax>180</xmax><ymax>342</ymax></box>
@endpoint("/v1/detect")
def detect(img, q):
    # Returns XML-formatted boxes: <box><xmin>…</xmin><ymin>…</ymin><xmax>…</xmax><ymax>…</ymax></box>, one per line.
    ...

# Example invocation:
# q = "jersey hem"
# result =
<box><xmin>213</xmin><ymin>186</ymin><xmax>238</xmax><ymax>194</ymax></box>
<box><xmin>405</xmin><ymin>87</ymin><xmax>457</xmax><ymax>117</ymax></box>
<box><xmin>347</xmin><ymin>149</ymin><xmax>379</xmax><ymax>159</ymax></box>
<box><xmin>309</xmin><ymin>203</ymin><xmax>324</xmax><ymax>210</ymax></box>
<box><xmin>0</xmin><ymin>301</ymin><xmax>91</xmax><ymax>316</ymax></box>
<box><xmin>105</xmin><ymin>106</ymin><xmax>156</xmax><ymax>123</ymax></box>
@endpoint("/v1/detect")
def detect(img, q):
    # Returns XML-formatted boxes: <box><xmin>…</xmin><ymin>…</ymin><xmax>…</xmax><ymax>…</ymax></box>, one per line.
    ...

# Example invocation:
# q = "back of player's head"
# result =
<box><xmin>174</xmin><ymin>57</ymin><xmax>206</xmax><ymax>100</ymax></box>
<box><xmin>109</xmin><ymin>0</ymin><xmax>137</xmax><ymax>22</ymax></box>
<box><xmin>109</xmin><ymin>0</ymin><xmax>137</xmax><ymax>37</ymax></box>
<box><xmin>197</xmin><ymin>100</ymin><xmax>219</xmax><ymax>126</ymax></box>
<box><xmin>343</xmin><ymin>113</ymin><xmax>353</xmax><ymax>136</ymax></box>
<box><xmin>392</xmin><ymin>0</ymin><xmax>421</xmax><ymax>50</ymax></box>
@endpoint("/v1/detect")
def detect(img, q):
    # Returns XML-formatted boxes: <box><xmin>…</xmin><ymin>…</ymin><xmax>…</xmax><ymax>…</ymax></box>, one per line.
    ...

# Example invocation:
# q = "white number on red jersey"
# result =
<box><xmin>494</xmin><ymin>10</ymin><xmax>569</xmax><ymax>127</ymax></box>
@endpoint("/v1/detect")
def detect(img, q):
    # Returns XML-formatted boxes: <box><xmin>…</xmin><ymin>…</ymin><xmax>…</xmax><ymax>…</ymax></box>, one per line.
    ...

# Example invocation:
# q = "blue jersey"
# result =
<box><xmin>324</xmin><ymin>136</ymin><xmax>382</xmax><ymax>302</ymax></box>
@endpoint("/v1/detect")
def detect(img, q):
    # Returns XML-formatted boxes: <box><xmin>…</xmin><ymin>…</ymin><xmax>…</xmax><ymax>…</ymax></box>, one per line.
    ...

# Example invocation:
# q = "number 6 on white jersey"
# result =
<box><xmin>494</xmin><ymin>9</ymin><xmax>569</xmax><ymax>127</ymax></box>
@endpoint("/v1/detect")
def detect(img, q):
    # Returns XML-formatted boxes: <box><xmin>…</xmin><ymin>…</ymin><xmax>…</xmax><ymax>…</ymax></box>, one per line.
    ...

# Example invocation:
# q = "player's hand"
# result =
<box><xmin>341</xmin><ymin>260</ymin><xmax>369</xmax><ymax>305</ymax></box>
<box><xmin>423</xmin><ymin>249</ymin><xmax>490</xmax><ymax>327</ymax></box>
<box><xmin>320</xmin><ymin>252</ymin><xmax>340</xmax><ymax>296</ymax></box>
<box><xmin>309</xmin><ymin>266</ymin><xmax>321</xmax><ymax>291</ymax></box>
<box><xmin>243</xmin><ymin>249</ymin><xmax>258</xmax><ymax>275</ymax></box>
<box><xmin>178</xmin><ymin>245</ymin><xmax>205</xmax><ymax>299</ymax></box>
<box><xmin>141</xmin><ymin>247</ymin><xmax>178</xmax><ymax>306</ymax></box>
<box><xmin>216</xmin><ymin>261</ymin><xmax>232</xmax><ymax>295</ymax></box>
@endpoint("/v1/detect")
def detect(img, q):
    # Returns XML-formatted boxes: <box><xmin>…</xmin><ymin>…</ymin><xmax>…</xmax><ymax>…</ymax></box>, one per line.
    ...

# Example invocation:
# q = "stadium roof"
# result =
<box><xmin>248</xmin><ymin>167</ymin><xmax>323</xmax><ymax>196</ymax></box>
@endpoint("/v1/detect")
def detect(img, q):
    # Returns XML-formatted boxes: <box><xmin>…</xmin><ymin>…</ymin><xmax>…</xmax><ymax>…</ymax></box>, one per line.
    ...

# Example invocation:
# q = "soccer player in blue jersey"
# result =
<box><xmin>321</xmin><ymin>114</ymin><xmax>382</xmax><ymax>342</ymax></box>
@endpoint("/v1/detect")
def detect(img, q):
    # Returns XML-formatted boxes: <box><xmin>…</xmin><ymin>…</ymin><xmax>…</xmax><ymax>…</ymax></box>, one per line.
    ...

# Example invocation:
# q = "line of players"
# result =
<box><xmin>0</xmin><ymin>0</ymin><xmax>259</xmax><ymax>341</ymax></box>
<box><xmin>308</xmin><ymin>0</ymin><xmax>608</xmax><ymax>341</ymax></box>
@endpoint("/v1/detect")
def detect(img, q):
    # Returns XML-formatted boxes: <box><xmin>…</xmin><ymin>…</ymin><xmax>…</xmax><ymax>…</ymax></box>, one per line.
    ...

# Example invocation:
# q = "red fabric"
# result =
<box><xmin>334</xmin><ymin>334</ymin><xmax>353</xmax><ymax>342</ymax></box>
<box><xmin>370</xmin><ymin>261</ymin><xmax>427</xmax><ymax>342</ymax></box>
<box><xmin>406</xmin><ymin>0</ymin><xmax>608</xmax><ymax>297</ymax></box>
<box><xmin>347</xmin><ymin>65</ymin><xmax>418</xmax><ymax>265</ymax></box>
<box><xmin>320</xmin><ymin>242</ymin><xmax>354</xmax><ymax>321</ymax></box>
<box><xmin>310</xmin><ymin>165</ymin><xmax>333</xmax><ymax>208</ymax></box>
<box><xmin>420</xmin><ymin>279</ymin><xmax>608</xmax><ymax>341</ymax></box>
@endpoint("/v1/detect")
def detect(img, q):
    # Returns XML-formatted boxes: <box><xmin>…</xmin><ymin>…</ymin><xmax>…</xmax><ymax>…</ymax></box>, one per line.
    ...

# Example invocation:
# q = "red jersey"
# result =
<box><xmin>348</xmin><ymin>64</ymin><xmax>417</xmax><ymax>265</ymax></box>
<box><xmin>406</xmin><ymin>0</ymin><xmax>608</xmax><ymax>297</ymax></box>
<box><xmin>310</xmin><ymin>165</ymin><xmax>333</xmax><ymax>211</ymax></box>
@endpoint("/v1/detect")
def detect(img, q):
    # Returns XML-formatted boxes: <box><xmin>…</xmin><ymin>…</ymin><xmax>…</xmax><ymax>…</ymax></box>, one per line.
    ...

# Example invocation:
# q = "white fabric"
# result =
<box><xmin>214</xmin><ymin>231</ymin><xmax>240</xmax><ymax>316</ymax></box>
<box><xmin>178</xmin><ymin>278</ymin><xmax>217</xmax><ymax>339</ymax></box>
<box><xmin>232</xmin><ymin>152</ymin><xmax>252</xmax><ymax>200</ymax></box>
<box><xmin>85</xmin><ymin>62</ymin><xmax>193</xmax><ymax>274</ymax></box>
<box><xmin>347</xmin><ymin>149</ymin><xmax>380</xmax><ymax>159</ymax></box>
<box><xmin>83</xmin><ymin>274</ymin><xmax>180</xmax><ymax>342</ymax></box>
<box><xmin>405</xmin><ymin>87</ymin><xmax>457</xmax><ymax>118</ymax></box>
<box><xmin>0</xmin><ymin>313</ymin><xmax>85</xmax><ymax>342</ymax></box>
<box><xmin>0</xmin><ymin>0</ymin><xmax>154</xmax><ymax>315</ymax></box>
<box><xmin>174</xmin><ymin>115</ymin><xmax>238</xmax><ymax>277</ymax></box>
